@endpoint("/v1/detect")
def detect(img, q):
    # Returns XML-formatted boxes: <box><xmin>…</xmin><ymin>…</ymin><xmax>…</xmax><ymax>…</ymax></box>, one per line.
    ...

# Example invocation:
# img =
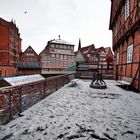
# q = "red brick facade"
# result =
<box><xmin>109</xmin><ymin>0</ymin><xmax>140</xmax><ymax>91</ymax></box>
<box><xmin>0</xmin><ymin>18</ymin><xmax>21</xmax><ymax>77</ymax></box>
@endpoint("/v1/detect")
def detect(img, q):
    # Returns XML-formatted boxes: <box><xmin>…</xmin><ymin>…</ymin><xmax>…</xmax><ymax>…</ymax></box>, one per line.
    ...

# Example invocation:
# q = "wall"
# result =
<box><xmin>0</xmin><ymin>74</ymin><xmax>72</xmax><ymax>123</ymax></box>
<box><xmin>0</xmin><ymin>66</ymin><xmax>17</xmax><ymax>77</ymax></box>
<box><xmin>114</xmin><ymin>30</ymin><xmax>140</xmax><ymax>91</ymax></box>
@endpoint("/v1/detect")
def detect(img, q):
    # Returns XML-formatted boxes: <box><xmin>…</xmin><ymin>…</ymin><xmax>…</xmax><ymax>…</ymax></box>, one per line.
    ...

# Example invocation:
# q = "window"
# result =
<box><xmin>51</xmin><ymin>44</ymin><xmax>54</xmax><ymax>48</ymax></box>
<box><xmin>51</xmin><ymin>54</ymin><xmax>55</xmax><ymax>58</ymax></box>
<box><xmin>116</xmin><ymin>52</ymin><xmax>119</xmax><ymax>65</ymax></box>
<box><xmin>125</xmin><ymin>0</ymin><xmax>130</xmax><ymax>20</ymax></box>
<box><xmin>60</xmin><ymin>55</ymin><xmax>63</xmax><ymax>60</ymax></box>
<box><xmin>56</xmin><ymin>54</ymin><xmax>59</xmax><ymax>58</ymax></box>
<box><xmin>64</xmin><ymin>55</ymin><xmax>67</xmax><ymax>60</ymax></box>
<box><xmin>127</xmin><ymin>44</ymin><xmax>133</xmax><ymax>63</ymax></box>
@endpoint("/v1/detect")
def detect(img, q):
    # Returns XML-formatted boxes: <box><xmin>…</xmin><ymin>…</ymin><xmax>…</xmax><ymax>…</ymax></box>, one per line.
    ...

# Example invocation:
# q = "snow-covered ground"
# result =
<box><xmin>0</xmin><ymin>79</ymin><xmax>140</xmax><ymax>140</ymax></box>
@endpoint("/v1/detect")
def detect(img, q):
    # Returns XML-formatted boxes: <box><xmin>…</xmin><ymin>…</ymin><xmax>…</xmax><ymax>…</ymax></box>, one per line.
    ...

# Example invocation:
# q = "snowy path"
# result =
<box><xmin>0</xmin><ymin>80</ymin><xmax>140</xmax><ymax>140</ymax></box>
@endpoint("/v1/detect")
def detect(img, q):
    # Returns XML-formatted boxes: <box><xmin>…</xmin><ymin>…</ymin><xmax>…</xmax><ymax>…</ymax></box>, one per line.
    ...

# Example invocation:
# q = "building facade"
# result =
<box><xmin>0</xmin><ymin>18</ymin><xmax>21</xmax><ymax>77</ymax></box>
<box><xmin>18</xmin><ymin>46</ymin><xmax>41</xmax><ymax>75</ymax></box>
<box><xmin>75</xmin><ymin>43</ymin><xmax>113</xmax><ymax>71</ymax></box>
<box><xmin>40</xmin><ymin>37</ymin><xmax>75</xmax><ymax>73</ymax></box>
<box><xmin>109</xmin><ymin>0</ymin><xmax>140</xmax><ymax>91</ymax></box>
<box><xmin>74</xmin><ymin>41</ymin><xmax>114</xmax><ymax>79</ymax></box>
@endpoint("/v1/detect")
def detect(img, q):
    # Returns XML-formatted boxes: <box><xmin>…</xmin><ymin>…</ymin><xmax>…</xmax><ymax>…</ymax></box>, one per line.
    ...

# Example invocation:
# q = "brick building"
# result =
<box><xmin>109</xmin><ymin>0</ymin><xmax>140</xmax><ymax>91</ymax></box>
<box><xmin>40</xmin><ymin>36</ymin><xmax>75</xmax><ymax>73</ymax></box>
<box><xmin>18</xmin><ymin>46</ymin><xmax>41</xmax><ymax>75</ymax></box>
<box><xmin>0</xmin><ymin>18</ymin><xmax>21</xmax><ymax>77</ymax></box>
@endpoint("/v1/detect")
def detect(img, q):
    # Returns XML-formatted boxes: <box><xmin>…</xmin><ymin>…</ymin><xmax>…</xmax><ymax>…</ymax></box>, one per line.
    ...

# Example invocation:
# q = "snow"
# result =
<box><xmin>0</xmin><ymin>79</ymin><xmax>140</xmax><ymax>140</ymax></box>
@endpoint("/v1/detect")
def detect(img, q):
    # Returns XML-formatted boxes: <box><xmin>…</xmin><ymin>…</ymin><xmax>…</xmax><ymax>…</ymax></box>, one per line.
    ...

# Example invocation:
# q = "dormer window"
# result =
<box><xmin>125</xmin><ymin>0</ymin><xmax>130</xmax><ymax>20</ymax></box>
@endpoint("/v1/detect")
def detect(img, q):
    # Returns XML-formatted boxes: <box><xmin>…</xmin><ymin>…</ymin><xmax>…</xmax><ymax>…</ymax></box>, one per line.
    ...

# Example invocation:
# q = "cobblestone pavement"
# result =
<box><xmin>0</xmin><ymin>80</ymin><xmax>140</xmax><ymax>140</ymax></box>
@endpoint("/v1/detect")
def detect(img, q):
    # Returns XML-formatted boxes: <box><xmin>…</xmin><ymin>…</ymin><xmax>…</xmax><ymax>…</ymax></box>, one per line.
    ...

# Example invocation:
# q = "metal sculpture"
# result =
<box><xmin>90</xmin><ymin>70</ymin><xmax>107</xmax><ymax>89</ymax></box>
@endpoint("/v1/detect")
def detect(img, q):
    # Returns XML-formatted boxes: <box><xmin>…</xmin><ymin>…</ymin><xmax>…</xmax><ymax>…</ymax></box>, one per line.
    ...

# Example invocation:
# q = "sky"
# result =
<box><xmin>0</xmin><ymin>0</ymin><xmax>112</xmax><ymax>54</ymax></box>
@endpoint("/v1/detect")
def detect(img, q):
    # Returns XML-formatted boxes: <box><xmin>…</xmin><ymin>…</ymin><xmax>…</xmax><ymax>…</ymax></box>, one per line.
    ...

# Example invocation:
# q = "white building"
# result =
<box><xmin>40</xmin><ymin>36</ymin><xmax>75</xmax><ymax>73</ymax></box>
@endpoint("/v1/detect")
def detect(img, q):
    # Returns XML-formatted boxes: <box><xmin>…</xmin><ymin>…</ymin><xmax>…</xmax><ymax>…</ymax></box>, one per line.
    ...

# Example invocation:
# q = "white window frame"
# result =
<box><xmin>116</xmin><ymin>52</ymin><xmax>119</xmax><ymax>65</ymax></box>
<box><xmin>127</xmin><ymin>44</ymin><xmax>133</xmax><ymax>63</ymax></box>
<box><xmin>125</xmin><ymin>0</ymin><xmax>130</xmax><ymax>21</ymax></box>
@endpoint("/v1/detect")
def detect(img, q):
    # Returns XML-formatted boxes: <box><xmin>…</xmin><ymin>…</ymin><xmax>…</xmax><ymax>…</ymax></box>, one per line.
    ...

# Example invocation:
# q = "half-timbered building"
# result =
<box><xmin>109</xmin><ymin>0</ymin><xmax>140</xmax><ymax>91</ymax></box>
<box><xmin>75</xmin><ymin>40</ymin><xmax>114</xmax><ymax>78</ymax></box>
<box><xmin>75</xmin><ymin>43</ymin><xmax>113</xmax><ymax>71</ymax></box>
<box><xmin>18</xmin><ymin>46</ymin><xmax>41</xmax><ymax>75</ymax></box>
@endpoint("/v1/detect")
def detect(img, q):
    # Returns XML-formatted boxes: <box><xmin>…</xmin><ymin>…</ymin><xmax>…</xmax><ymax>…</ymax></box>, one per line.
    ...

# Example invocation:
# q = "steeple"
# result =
<box><xmin>58</xmin><ymin>35</ymin><xmax>61</xmax><ymax>40</ymax></box>
<box><xmin>78</xmin><ymin>38</ymin><xmax>81</xmax><ymax>51</ymax></box>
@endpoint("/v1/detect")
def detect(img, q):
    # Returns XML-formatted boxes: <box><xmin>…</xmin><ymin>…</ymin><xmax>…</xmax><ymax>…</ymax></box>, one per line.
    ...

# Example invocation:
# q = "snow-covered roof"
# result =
<box><xmin>50</xmin><ymin>39</ymin><xmax>74</xmax><ymax>46</ymax></box>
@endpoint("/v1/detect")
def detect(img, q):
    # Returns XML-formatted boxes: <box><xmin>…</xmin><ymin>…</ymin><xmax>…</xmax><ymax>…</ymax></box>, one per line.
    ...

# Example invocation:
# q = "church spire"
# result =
<box><xmin>78</xmin><ymin>38</ymin><xmax>81</xmax><ymax>51</ymax></box>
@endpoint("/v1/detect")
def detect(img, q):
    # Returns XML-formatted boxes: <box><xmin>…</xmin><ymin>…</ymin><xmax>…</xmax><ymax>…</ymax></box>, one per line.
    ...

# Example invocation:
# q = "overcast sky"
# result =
<box><xmin>0</xmin><ymin>0</ymin><xmax>112</xmax><ymax>54</ymax></box>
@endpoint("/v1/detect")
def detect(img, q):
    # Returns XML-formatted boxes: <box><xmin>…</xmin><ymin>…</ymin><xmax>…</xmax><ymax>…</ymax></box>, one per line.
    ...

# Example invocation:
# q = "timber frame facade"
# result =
<box><xmin>18</xmin><ymin>46</ymin><xmax>41</xmax><ymax>75</ymax></box>
<box><xmin>109</xmin><ymin>0</ymin><xmax>140</xmax><ymax>91</ymax></box>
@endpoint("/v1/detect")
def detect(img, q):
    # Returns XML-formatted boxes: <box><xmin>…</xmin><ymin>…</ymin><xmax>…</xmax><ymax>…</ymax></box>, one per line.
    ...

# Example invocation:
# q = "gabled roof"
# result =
<box><xmin>75</xmin><ymin>44</ymin><xmax>95</xmax><ymax>62</ymax></box>
<box><xmin>80</xmin><ymin>44</ymin><xmax>95</xmax><ymax>53</ymax></box>
<box><xmin>75</xmin><ymin>51</ymin><xmax>85</xmax><ymax>62</ymax></box>
<box><xmin>96</xmin><ymin>47</ymin><xmax>106</xmax><ymax>53</ymax></box>
<box><xmin>104</xmin><ymin>47</ymin><xmax>113</xmax><ymax>55</ymax></box>
<box><xmin>75</xmin><ymin>44</ymin><xmax>114</xmax><ymax>63</ymax></box>
<box><xmin>21</xmin><ymin>46</ymin><xmax>39</xmax><ymax>56</ymax></box>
